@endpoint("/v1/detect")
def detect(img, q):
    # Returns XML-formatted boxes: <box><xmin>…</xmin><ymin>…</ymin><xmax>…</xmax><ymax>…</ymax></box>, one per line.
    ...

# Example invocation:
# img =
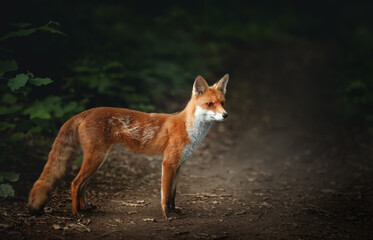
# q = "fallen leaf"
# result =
<box><xmin>321</xmin><ymin>189</ymin><xmax>336</xmax><ymax>194</ymax></box>
<box><xmin>52</xmin><ymin>224</ymin><xmax>62</xmax><ymax>230</ymax></box>
<box><xmin>128</xmin><ymin>210</ymin><xmax>139</xmax><ymax>215</ymax></box>
<box><xmin>112</xmin><ymin>200</ymin><xmax>148</xmax><ymax>207</ymax></box>
<box><xmin>0</xmin><ymin>223</ymin><xmax>11</xmax><ymax>229</ymax></box>
<box><xmin>67</xmin><ymin>223</ymin><xmax>91</xmax><ymax>232</ymax></box>
<box><xmin>247</xmin><ymin>177</ymin><xmax>256</xmax><ymax>182</ymax></box>
<box><xmin>142</xmin><ymin>218</ymin><xmax>156</xmax><ymax>222</ymax></box>
<box><xmin>234</xmin><ymin>211</ymin><xmax>246</xmax><ymax>215</ymax></box>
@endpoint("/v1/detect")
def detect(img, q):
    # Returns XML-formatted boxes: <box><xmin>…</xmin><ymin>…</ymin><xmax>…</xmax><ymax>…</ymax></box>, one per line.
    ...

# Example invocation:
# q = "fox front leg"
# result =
<box><xmin>161</xmin><ymin>149</ymin><xmax>180</xmax><ymax>218</ymax></box>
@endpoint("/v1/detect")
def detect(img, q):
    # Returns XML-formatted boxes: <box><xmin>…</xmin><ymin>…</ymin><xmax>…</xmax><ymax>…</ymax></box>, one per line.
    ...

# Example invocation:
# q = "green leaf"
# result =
<box><xmin>0</xmin><ymin>27</ymin><xmax>37</xmax><ymax>41</ymax></box>
<box><xmin>345</xmin><ymin>79</ymin><xmax>366</xmax><ymax>92</ymax></box>
<box><xmin>23</xmin><ymin>96</ymin><xmax>81</xmax><ymax>120</ymax></box>
<box><xmin>39</xmin><ymin>26</ymin><xmax>67</xmax><ymax>36</ymax></box>
<box><xmin>39</xmin><ymin>21</ymin><xmax>66</xmax><ymax>36</ymax></box>
<box><xmin>1</xmin><ymin>93</ymin><xmax>17</xmax><ymax>104</ymax></box>
<box><xmin>8</xmin><ymin>73</ymin><xmax>28</xmax><ymax>91</ymax></box>
<box><xmin>0</xmin><ymin>60</ymin><xmax>18</xmax><ymax>77</ymax></box>
<box><xmin>0</xmin><ymin>172</ymin><xmax>19</xmax><ymax>182</ymax></box>
<box><xmin>23</xmin><ymin>106</ymin><xmax>51</xmax><ymax>119</ymax></box>
<box><xmin>23</xmin><ymin>96</ymin><xmax>60</xmax><ymax>119</ymax></box>
<box><xmin>9</xmin><ymin>133</ymin><xmax>22</xmax><ymax>142</ymax></box>
<box><xmin>0</xmin><ymin>183</ymin><xmax>15</xmax><ymax>197</ymax></box>
<box><xmin>0</xmin><ymin>122</ymin><xmax>16</xmax><ymax>131</ymax></box>
<box><xmin>102</xmin><ymin>61</ymin><xmax>123</xmax><ymax>71</ymax></box>
<box><xmin>29</xmin><ymin>77</ymin><xmax>53</xmax><ymax>86</ymax></box>
<box><xmin>26</xmin><ymin>125</ymin><xmax>43</xmax><ymax>134</ymax></box>
<box><xmin>47</xmin><ymin>21</ymin><xmax>61</xmax><ymax>26</ymax></box>
<box><xmin>0</xmin><ymin>105</ymin><xmax>22</xmax><ymax>115</ymax></box>
<box><xmin>1</xmin><ymin>22</ymin><xmax>66</xmax><ymax>42</ymax></box>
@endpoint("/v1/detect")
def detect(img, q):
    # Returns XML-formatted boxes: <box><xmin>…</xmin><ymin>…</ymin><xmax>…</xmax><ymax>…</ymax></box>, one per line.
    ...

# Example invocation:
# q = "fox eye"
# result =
<box><xmin>221</xmin><ymin>102</ymin><xmax>225</xmax><ymax>106</ymax></box>
<box><xmin>206</xmin><ymin>102</ymin><xmax>214</xmax><ymax>107</ymax></box>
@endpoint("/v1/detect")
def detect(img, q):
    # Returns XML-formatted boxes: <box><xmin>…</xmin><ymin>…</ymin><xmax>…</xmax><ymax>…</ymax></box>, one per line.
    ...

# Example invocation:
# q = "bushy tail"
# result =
<box><xmin>27</xmin><ymin>115</ymin><xmax>82</xmax><ymax>213</ymax></box>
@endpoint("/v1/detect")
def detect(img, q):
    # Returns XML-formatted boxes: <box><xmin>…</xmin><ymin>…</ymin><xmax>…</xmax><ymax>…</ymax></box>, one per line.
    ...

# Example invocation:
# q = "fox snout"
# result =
<box><xmin>214</xmin><ymin>111</ymin><xmax>228</xmax><ymax>121</ymax></box>
<box><xmin>215</xmin><ymin>105</ymin><xmax>228</xmax><ymax>121</ymax></box>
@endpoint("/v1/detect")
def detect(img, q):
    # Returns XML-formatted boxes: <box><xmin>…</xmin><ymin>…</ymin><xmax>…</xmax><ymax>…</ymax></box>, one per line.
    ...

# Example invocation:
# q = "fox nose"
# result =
<box><xmin>222</xmin><ymin>113</ymin><xmax>228</xmax><ymax>119</ymax></box>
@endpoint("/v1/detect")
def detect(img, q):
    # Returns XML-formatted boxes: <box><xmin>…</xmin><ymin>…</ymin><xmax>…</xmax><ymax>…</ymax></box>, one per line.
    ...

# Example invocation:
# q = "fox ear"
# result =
<box><xmin>214</xmin><ymin>74</ymin><xmax>229</xmax><ymax>94</ymax></box>
<box><xmin>193</xmin><ymin>75</ymin><xmax>209</xmax><ymax>96</ymax></box>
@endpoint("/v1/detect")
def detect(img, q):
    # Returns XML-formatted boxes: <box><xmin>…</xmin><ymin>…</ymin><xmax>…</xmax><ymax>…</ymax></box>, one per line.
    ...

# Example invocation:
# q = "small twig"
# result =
<box><xmin>101</xmin><ymin>230</ymin><xmax>122</xmax><ymax>238</ymax></box>
<box><xmin>252</xmin><ymin>210</ymin><xmax>267</xmax><ymax>222</ymax></box>
<box><xmin>181</xmin><ymin>193</ymin><xmax>233</xmax><ymax>197</ymax></box>
<box><xmin>111</xmin><ymin>200</ymin><xmax>148</xmax><ymax>207</ymax></box>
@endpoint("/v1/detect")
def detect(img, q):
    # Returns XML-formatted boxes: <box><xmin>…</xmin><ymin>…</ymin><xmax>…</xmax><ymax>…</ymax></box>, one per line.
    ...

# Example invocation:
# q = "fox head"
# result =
<box><xmin>191</xmin><ymin>74</ymin><xmax>229</xmax><ymax>122</ymax></box>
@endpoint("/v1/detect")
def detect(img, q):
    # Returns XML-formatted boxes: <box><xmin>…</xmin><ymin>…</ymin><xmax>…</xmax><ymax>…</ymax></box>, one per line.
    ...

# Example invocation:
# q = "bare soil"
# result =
<box><xmin>1</xmin><ymin>40</ymin><xmax>372</xmax><ymax>240</ymax></box>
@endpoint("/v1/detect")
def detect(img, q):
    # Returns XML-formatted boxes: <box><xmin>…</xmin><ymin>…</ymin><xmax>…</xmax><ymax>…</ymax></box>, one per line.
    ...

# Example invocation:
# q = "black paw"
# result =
<box><xmin>81</xmin><ymin>204</ymin><xmax>97</xmax><ymax>212</ymax></box>
<box><xmin>27</xmin><ymin>206</ymin><xmax>43</xmax><ymax>216</ymax></box>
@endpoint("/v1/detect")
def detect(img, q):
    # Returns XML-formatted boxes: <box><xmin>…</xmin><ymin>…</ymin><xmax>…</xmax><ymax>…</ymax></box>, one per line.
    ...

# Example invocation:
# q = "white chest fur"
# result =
<box><xmin>178</xmin><ymin>107</ymin><xmax>213</xmax><ymax>167</ymax></box>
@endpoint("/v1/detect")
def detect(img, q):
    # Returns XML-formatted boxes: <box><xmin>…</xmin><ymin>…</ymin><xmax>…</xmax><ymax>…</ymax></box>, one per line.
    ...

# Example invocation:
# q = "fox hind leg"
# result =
<box><xmin>168</xmin><ymin>168</ymin><xmax>179</xmax><ymax>211</ymax></box>
<box><xmin>71</xmin><ymin>145</ymin><xmax>110</xmax><ymax>216</ymax></box>
<box><xmin>169</xmin><ymin>187</ymin><xmax>176</xmax><ymax>210</ymax></box>
<box><xmin>78</xmin><ymin>176</ymin><xmax>98</xmax><ymax>212</ymax></box>
<box><xmin>78</xmin><ymin>184</ymin><xmax>88</xmax><ymax>211</ymax></box>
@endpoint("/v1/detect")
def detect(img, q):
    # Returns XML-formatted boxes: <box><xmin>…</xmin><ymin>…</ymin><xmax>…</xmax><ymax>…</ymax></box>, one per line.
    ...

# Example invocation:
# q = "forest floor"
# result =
<box><xmin>1</xmin><ymin>40</ymin><xmax>372</xmax><ymax>240</ymax></box>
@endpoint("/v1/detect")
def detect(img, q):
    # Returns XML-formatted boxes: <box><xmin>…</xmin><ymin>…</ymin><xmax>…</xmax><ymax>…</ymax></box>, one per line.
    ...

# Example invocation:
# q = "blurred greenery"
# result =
<box><xmin>0</xmin><ymin>171</ymin><xmax>19</xmax><ymax>197</ymax></box>
<box><xmin>0</xmin><ymin>0</ymin><xmax>372</xmax><ymax>196</ymax></box>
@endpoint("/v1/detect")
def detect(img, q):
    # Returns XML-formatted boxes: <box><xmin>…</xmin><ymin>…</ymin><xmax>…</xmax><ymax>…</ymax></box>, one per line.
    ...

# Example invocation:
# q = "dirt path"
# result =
<box><xmin>1</xmin><ymin>40</ymin><xmax>372</xmax><ymax>239</ymax></box>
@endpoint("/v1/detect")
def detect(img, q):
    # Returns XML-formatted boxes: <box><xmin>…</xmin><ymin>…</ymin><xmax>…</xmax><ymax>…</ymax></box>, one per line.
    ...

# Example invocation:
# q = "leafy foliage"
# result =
<box><xmin>8</xmin><ymin>73</ymin><xmax>29</xmax><ymax>90</ymax></box>
<box><xmin>0</xmin><ymin>21</ymin><xmax>66</xmax><ymax>41</ymax></box>
<box><xmin>0</xmin><ymin>184</ymin><xmax>15</xmax><ymax>198</ymax></box>
<box><xmin>336</xmin><ymin>25</ymin><xmax>373</xmax><ymax>128</ymax></box>
<box><xmin>0</xmin><ymin>59</ymin><xmax>18</xmax><ymax>77</ymax></box>
<box><xmin>0</xmin><ymin>172</ymin><xmax>19</xmax><ymax>197</ymax></box>
<box><xmin>0</xmin><ymin>22</ymin><xmax>68</xmax><ymax>197</ymax></box>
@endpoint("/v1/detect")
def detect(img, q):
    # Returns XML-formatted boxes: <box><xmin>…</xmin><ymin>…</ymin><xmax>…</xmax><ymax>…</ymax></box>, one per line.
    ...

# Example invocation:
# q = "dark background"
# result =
<box><xmin>0</xmin><ymin>1</ymin><xmax>372</xmax><ymax>239</ymax></box>
<box><xmin>1</xmin><ymin>1</ymin><xmax>372</xmax><ymax>125</ymax></box>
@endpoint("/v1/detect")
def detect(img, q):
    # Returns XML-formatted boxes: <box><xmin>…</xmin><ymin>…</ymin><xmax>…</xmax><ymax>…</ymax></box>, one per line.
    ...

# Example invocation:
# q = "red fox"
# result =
<box><xmin>27</xmin><ymin>74</ymin><xmax>229</xmax><ymax>218</ymax></box>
